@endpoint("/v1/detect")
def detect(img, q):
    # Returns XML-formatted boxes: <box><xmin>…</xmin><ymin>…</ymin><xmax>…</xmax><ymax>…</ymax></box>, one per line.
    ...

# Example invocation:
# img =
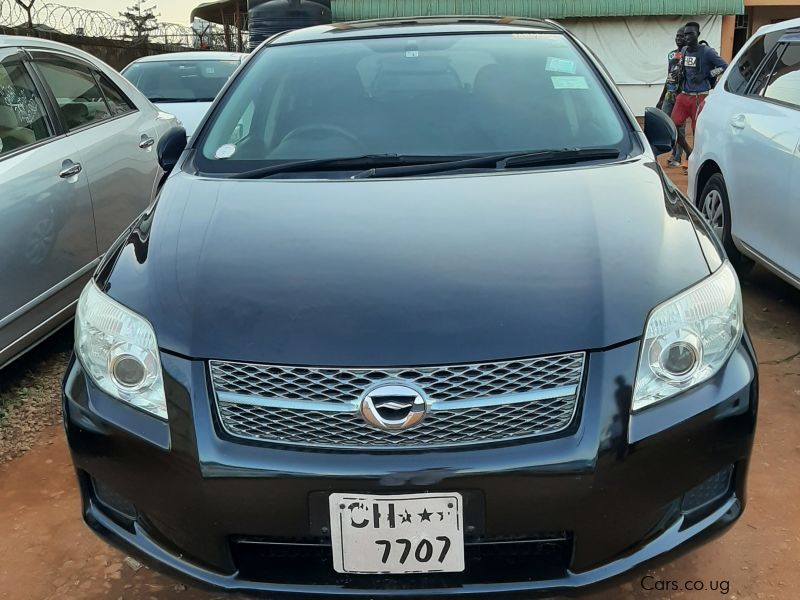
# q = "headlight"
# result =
<box><xmin>75</xmin><ymin>281</ymin><xmax>167</xmax><ymax>419</ymax></box>
<box><xmin>632</xmin><ymin>262</ymin><xmax>743</xmax><ymax>411</ymax></box>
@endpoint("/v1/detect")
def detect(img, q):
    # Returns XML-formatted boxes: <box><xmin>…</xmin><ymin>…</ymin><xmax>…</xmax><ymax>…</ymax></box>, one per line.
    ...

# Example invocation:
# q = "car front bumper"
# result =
<box><xmin>63</xmin><ymin>338</ymin><xmax>757</xmax><ymax>597</ymax></box>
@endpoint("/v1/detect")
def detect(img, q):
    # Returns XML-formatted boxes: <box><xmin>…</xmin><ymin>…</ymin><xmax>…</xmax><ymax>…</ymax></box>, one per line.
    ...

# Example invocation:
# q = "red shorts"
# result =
<box><xmin>671</xmin><ymin>93</ymin><xmax>707</xmax><ymax>131</ymax></box>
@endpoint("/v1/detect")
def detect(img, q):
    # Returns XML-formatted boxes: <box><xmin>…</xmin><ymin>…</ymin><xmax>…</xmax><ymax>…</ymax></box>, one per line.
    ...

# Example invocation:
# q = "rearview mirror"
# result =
<box><xmin>157</xmin><ymin>127</ymin><xmax>187</xmax><ymax>174</ymax></box>
<box><xmin>643</xmin><ymin>107</ymin><xmax>677</xmax><ymax>155</ymax></box>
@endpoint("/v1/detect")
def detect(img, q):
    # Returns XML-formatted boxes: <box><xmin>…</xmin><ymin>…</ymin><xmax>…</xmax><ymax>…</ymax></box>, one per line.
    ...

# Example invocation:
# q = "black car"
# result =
<box><xmin>63</xmin><ymin>17</ymin><xmax>757</xmax><ymax>596</ymax></box>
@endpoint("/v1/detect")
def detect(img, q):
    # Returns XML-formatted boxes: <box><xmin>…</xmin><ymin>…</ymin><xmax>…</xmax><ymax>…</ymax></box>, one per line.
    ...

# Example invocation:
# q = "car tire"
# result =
<box><xmin>698</xmin><ymin>173</ymin><xmax>753</xmax><ymax>275</ymax></box>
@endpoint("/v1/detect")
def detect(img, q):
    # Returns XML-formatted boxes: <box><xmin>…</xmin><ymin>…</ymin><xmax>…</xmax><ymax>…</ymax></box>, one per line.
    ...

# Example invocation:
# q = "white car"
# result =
<box><xmin>689</xmin><ymin>18</ymin><xmax>800</xmax><ymax>287</ymax></box>
<box><xmin>0</xmin><ymin>36</ymin><xmax>178</xmax><ymax>369</ymax></box>
<box><xmin>122</xmin><ymin>52</ymin><xmax>246</xmax><ymax>136</ymax></box>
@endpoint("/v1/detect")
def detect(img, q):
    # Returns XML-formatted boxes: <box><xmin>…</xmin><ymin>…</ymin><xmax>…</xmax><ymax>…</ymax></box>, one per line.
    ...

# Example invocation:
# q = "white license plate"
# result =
<box><xmin>329</xmin><ymin>492</ymin><xmax>465</xmax><ymax>574</ymax></box>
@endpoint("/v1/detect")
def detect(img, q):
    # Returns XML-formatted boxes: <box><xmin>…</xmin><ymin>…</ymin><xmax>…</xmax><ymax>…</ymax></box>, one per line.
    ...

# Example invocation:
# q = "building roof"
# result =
<box><xmin>191</xmin><ymin>0</ymin><xmax>246</xmax><ymax>25</ymax></box>
<box><xmin>331</xmin><ymin>0</ymin><xmax>745</xmax><ymax>20</ymax></box>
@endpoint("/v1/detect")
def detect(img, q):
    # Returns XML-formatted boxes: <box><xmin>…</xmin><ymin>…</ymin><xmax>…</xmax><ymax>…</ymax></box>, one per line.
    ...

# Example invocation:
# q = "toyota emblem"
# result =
<box><xmin>359</xmin><ymin>384</ymin><xmax>427</xmax><ymax>431</ymax></box>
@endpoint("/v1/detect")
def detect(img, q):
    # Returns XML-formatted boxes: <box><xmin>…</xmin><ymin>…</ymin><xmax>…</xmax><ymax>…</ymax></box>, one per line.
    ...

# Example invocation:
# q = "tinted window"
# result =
<box><xmin>0</xmin><ymin>59</ymin><xmax>51</xmax><ymax>156</ymax></box>
<box><xmin>36</xmin><ymin>58</ymin><xmax>111</xmax><ymax>130</ymax></box>
<box><xmin>94</xmin><ymin>71</ymin><xmax>136</xmax><ymax>116</ymax></box>
<box><xmin>725</xmin><ymin>32</ymin><xmax>782</xmax><ymax>95</ymax></box>
<box><xmin>199</xmin><ymin>34</ymin><xmax>629</xmax><ymax>174</ymax></box>
<box><xmin>122</xmin><ymin>59</ymin><xmax>240</xmax><ymax>102</ymax></box>
<box><xmin>763</xmin><ymin>44</ymin><xmax>800</xmax><ymax>108</ymax></box>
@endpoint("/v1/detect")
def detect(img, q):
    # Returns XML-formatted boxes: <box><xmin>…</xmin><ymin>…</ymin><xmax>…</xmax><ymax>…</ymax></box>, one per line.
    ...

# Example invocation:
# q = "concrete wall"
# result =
<box><xmin>0</xmin><ymin>26</ymin><xmax>189</xmax><ymax>71</ymax></box>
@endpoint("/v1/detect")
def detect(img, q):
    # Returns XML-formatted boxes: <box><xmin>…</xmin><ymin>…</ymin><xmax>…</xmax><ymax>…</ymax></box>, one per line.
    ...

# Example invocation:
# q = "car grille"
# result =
<box><xmin>210</xmin><ymin>353</ymin><xmax>585</xmax><ymax>449</ymax></box>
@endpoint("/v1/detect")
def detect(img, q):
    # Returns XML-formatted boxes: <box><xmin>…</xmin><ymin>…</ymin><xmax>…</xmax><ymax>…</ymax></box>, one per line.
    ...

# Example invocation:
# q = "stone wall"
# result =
<box><xmin>0</xmin><ymin>26</ymin><xmax>189</xmax><ymax>71</ymax></box>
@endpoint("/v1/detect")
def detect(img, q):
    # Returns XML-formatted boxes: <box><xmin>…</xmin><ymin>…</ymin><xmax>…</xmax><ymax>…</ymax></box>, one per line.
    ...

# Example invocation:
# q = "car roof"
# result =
<box><xmin>129</xmin><ymin>51</ymin><xmax>246</xmax><ymax>64</ymax></box>
<box><xmin>755</xmin><ymin>17</ymin><xmax>800</xmax><ymax>36</ymax></box>
<box><xmin>0</xmin><ymin>35</ymin><xmax>104</xmax><ymax>63</ymax></box>
<box><xmin>268</xmin><ymin>16</ymin><xmax>564</xmax><ymax>46</ymax></box>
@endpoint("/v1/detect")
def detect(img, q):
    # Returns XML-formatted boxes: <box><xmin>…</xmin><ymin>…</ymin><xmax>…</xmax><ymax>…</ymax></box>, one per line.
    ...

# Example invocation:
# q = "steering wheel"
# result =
<box><xmin>278</xmin><ymin>124</ymin><xmax>364</xmax><ymax>151</ymax></box>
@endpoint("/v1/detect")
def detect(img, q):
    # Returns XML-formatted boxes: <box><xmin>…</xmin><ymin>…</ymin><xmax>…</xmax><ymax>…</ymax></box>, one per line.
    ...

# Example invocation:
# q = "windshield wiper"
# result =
<box><xmin>233</xmin><ymin>155</ymin><xmax>458</xmax><ymax>179</ymax></box>
<box><xmin>352</xmin><ymin>148</ymin><xmax>622</xmax><ymax>179</ymax></box>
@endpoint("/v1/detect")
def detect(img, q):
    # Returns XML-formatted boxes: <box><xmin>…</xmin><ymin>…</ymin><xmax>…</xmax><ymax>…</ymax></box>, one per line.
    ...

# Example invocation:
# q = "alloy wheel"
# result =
<box><xmin>701</xmin><ymin>189</ymin><xmax>725</xmax><ymax>240</ymax></box>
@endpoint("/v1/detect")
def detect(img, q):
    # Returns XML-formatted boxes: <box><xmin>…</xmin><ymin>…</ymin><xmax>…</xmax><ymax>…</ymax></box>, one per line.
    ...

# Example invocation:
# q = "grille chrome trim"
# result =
<box><xmin>217</xmin><ymin>392</ymin><xmax>356</xmax><ymax>413</ymax></box>
<box><xmin>430</xmin><ymin>385</ymin><xmax>578</xmax><ymax>411</ymax></box>
<box><xmin>216</xmin><ymin>383</ymin><xmax>579</xmax><ymax>413</ymax></box>
<box><xmin>211</xmin><ymin>353</ymin><xmax>585</xmax><ymax>449</ymax></box>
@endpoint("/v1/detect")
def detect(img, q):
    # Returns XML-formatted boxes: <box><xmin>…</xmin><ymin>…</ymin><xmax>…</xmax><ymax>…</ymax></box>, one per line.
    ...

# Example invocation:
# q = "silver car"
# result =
<box><xmin>0</xmin><ymin>36</ymin><xmax>178</xmax><ymax>369</ymax></box>
<box><xmin>122</xmin><ymin>52</ymin><xmax>246</xmax><ymax>136</ymax></box>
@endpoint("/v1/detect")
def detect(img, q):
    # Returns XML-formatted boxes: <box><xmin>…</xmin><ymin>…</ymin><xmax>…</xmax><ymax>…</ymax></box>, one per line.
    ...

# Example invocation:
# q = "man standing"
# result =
<box><xmin>672</xmin><ymin>21</ymin><xmax>728</xmax><ymax>165</ymax></box>
<box><xmin>657</xmin><ymin>27</ymin><xmax>686</xmax><ymax>168</ymax></box>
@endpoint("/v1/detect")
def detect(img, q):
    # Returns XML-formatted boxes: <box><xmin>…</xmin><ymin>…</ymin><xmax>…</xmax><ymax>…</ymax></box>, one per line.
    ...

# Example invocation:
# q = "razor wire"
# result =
<box><xmin>0</xmin><ymin>0</ymin><xmax>230</xmax><ymax>47</ymax></box>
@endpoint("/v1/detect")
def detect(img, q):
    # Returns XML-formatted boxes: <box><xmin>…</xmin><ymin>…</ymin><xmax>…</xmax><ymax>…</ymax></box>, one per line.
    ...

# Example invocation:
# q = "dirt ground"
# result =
<box><xmin>1</xmin><ymin>162</ymin><xmax>799</xmax><ymax>600</ymax></box>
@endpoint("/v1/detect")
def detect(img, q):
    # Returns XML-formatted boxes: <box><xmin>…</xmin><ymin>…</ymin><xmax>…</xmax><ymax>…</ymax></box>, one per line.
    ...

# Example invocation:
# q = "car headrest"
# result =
<box><xmin>0</xmin><ymin>105</ymin><xmax>21</xmax><ymax>129</ymax></box>
<box><xmin>473</xmin><ymin>64</ymin><xmax>512</xmax><ymax>100</ymax></box>
<box><xmin>61</xmin><ymin>103</ymin><xmax>89</xmax><ymax>129</ymax></box>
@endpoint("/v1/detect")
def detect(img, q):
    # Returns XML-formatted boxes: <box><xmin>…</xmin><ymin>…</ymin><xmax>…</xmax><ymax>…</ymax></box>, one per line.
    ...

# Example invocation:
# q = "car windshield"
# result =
<box><xmin>197</xmin><ymin>33</ymin><xmax>631</xmax><ymax>174</ymax></box>
<box><xmin>122</xmin><ymin>59</ymin><xmax>240</xmax><ymax>103</ymax></box>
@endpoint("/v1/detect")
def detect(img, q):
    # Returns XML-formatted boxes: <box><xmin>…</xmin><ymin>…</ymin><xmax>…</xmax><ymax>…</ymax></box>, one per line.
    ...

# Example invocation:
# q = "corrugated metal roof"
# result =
<box><xmin>331</xmin><ymin>0</ymin><xmax>744</xmax><ymax>21</ymax></box>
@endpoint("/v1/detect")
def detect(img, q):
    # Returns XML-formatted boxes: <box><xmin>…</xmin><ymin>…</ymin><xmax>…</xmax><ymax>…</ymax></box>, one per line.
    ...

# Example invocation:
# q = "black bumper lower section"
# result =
<box><xmin>63</xmin><ymin>337</ymin><xmax>758</xmax><ymax>597</ymax></box>
<box><xmin>82</xmin><ymin>494</ymin><xmax>742</xmax><ymax>598</ymax></box>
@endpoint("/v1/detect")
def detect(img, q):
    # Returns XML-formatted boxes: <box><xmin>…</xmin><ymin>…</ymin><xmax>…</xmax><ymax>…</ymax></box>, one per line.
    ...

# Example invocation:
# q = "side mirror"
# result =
<box><xmin>157</xmin><ymin>127</ymin><xmax>187</xmax><ymax>174</ymax></box>
<box><xmin>643</xmin><ymin>107</ymin><xmax>677</xmax><ymax>155</ymax></box>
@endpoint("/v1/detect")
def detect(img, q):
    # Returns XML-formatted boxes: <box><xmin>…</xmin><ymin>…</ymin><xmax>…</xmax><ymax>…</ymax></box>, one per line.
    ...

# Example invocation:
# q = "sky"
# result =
<box><xmin>67</xmin><ymin>1</ymin><xmax>198</xmax><ymax>26</ymax></box>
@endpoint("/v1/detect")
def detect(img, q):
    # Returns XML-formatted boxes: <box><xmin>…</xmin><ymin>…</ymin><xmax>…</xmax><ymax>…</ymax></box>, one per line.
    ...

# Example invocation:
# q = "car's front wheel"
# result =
<box><xmin>699</xmin><ymin>173</ymin><xmax>753</xmax><ymax>275</ymax></box>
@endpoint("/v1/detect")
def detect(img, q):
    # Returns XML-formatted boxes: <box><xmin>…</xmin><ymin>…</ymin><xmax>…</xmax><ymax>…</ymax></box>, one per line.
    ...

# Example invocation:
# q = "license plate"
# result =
<box><xmin>329</xmin><ymin>492</ymin><xmax>465</xmax><ymax>574</ymax></box>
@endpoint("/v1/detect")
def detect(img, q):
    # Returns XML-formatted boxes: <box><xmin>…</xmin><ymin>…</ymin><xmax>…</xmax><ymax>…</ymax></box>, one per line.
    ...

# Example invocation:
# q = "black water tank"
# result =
<box><xmin>248</xmin><ymin>0</ymin><xmax>332</xmax><ymax>51</ymax></box>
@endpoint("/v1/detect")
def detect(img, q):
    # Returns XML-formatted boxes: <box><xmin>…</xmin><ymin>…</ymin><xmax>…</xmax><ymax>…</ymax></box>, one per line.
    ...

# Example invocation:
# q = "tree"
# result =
<box><xmin>13</xmin><ymin>0</ymin><xmax>36</xmax><ymax>30</ymax></box>
<box><xmin>120</xmin><ymin>1</ymin><xmax>160</xmax><ymax>41</ymax></box>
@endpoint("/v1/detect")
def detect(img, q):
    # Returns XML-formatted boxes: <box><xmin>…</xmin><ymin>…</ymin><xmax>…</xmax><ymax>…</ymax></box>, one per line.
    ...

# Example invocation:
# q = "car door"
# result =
<box><xmin>757</xmin><ymin>40</ymin><xmax>800</xmax><ymax>279</ymax></box>
<box><xmin>0</xmin><ymin>48</ymin><xmax>97</xmax><ymax>365</ymax></box>
<box><xmin>30</xmin><ymin>51</ymin><xmax>161</xmax><ymax>252</ymax></box>
<box><xmin>725</xmin><ymin>38</ymin><xmax>800</xmax><ymax>271</ymax></box>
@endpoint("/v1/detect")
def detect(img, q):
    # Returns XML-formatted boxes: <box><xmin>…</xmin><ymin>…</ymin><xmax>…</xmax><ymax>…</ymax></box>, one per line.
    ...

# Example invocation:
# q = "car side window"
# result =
<box><xmin>93</xmin><ymin>70</ymin><xmax>136</xmax><ymax>117</ymax></box>
<box><xmin>762</xmin><ymin>43</ymin><xmax>800</xmax><ymax>108</ymax></box>
<box><xmin>0</xmin><ymin>58</ymin><xmax>52</xmax><ymax>156</ymax></box>
<box><xmin>35</xmin><ymin>57</ymin><xmax>112</xmax><ymax>131</ymax></box>
<box><xmin>725</xmin><ymin>33</ymin><xmax>781</xmax><ymax>95</ymax></box>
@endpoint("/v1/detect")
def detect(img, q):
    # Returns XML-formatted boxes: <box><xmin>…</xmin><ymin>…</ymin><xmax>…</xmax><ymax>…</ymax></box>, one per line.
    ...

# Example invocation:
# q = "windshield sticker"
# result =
<box><xmin>512</xmin><ymin>33</ymin><xmax>539</xmax><ymax>39</ymax></box>
<box><xmin>546</xmin><ymin>57</ymin><xmax>576</xmax><ymax>74</ymax></box>
<box><xmin>205</xmin><ymin>67</ymin><xmax>216</xmax><ymax>75</ymax></box>
<box><xmin>405</xmin><ymin>50</ymin><xmax>419</xmax><ymax>58</ymax></box>
<box><xmin>551</xmin><ymin>76</ymin><xmax>588</xmax><ymax>90</ymax></box>
<box><xmin>215</xmin><ymin>144</ymin><xmax>237</xmax><ymax>159</ymax></box>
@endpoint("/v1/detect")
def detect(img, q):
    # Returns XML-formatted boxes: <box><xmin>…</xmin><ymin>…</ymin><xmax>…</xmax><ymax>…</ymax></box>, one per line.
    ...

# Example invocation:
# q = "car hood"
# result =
<box><xmin>103</xmin><ymin>159</ymin><xmax>712</xmax><ymax>366</ymax></box>
<box><xmin>154</xmin><ymin>102</ymin><xmax>211</xmax><ymax>137</ymax></box>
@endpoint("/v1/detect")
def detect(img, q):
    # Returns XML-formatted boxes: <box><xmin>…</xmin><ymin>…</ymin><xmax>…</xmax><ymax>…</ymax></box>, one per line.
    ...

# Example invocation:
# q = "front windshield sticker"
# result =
<box><xmin>551</xmin><ymin>76</ymin><xmax>589</xmax><ymax>90</ymax></box>
<box><xmin>546</xmin><ymin>57</ymin><xmax>576</xmax><ymax>74</ymax></box>
<box><xmin>215</xmin><ymin>144</ymin><xmax>237</xmax><ymax>159</ymax></box>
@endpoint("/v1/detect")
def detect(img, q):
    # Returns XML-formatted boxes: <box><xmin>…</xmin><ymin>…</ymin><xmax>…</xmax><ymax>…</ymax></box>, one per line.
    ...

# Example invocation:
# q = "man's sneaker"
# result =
<box><xmin>667</xmin><ymin>159</ymin><xmax>681</xmax><ymax>168</ymax></box>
